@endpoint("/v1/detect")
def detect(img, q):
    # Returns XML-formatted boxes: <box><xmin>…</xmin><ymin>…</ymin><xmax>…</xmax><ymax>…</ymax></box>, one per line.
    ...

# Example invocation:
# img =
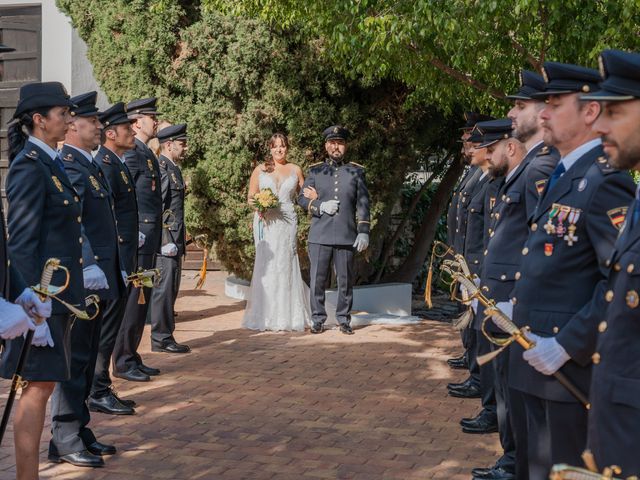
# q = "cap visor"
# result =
<box><xmin>580</xmin><ymin>89</ymin><xmax>636</xmax><ymax>101</ymax></box>
<box><xmin>530</xmin><ymin>89</ymin><xmax>576</xmax><ymax>99</ymax></box>
<box><xmin>476</xmin><ymin>139</ymin><xmax>499</xmax><ymax>149</ymax></box>
<box><xmin>505</xmin><ymin>93</ymin><xmax>534</xmax><ymax>100</ymax></box>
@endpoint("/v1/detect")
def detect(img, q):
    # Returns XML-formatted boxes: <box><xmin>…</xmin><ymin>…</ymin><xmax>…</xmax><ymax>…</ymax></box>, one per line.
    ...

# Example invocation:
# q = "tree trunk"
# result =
<box><xmin>382</xmin><ymin>159</ymin><xmax>463</xmax><ymax>283</ymax></box>
<box><xmin>373</xmin><ymin>156</ymin><xmax>450</xmax><ymax>283</ymax></box>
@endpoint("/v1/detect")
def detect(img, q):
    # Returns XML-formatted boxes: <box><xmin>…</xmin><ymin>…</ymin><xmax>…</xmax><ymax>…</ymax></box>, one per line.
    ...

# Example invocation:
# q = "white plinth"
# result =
<box><xmin>225</xmin><ymin>276</ymin><xmax>250</xmax><ymax>301</ymax></box>
<box><xmin>324</xmin><ymin>282</ymin><xmax>412</xmax><ymax>325</ymax></box>
<box><xmin>225</xmin><ymin>277</ymin><xmax>418</xmax><ymax>327</ymax></box>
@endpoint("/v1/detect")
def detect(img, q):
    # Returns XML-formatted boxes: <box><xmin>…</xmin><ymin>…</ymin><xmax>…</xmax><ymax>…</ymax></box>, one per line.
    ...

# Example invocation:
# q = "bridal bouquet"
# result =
<box><xmin>252</xmin><ymin>188</ymin><xmax>280</xmax><ymax>240</ymax></box>
<box><xmin>252</xmin><ymin>188</ymin><xmax>280</xmax><ymax>218</ymax></box>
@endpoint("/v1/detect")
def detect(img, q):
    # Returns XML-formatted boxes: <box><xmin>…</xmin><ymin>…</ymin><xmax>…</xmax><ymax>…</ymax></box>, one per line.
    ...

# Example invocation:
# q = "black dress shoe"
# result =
<box><xmin>49</xmin><ymin>450</ymin><xmax>104</xmax><ymax>467</ymax></box>
<box><xmin>86</xmin><ymin>441</ymin><xmax>117</xmax><ymax>456</ymax></box>
<box><xmin>113</xmin><ymin>368</ymin><xmax>150</xmax><ymax>382</ymax></box>
<box><xmin>446</xmin><ymin>354</ymin><xmax>465</xmax><ymax>365</ymax></box>
<box><xmin>447</xmin><ymin>377</ymin><xmax>474</xmax><ymax>391</ymax></box>
<box><xmin>110</xmin><ymin>388</ymin><xmax>136</xmax><ymax>407</ymax></box>
<box><xmin>310</xmin><ymin>323</ymin><xmax>324</xmax><ymax>334</ymax></box>
<box><xmin>472</xmin><ymin>466</ymin><xmax>515</xmax><ymax>479</ymax></box>
<box><xmin>461</xmin><ymin>410</ymin><xmax>499</xmax><ymax>434</ymax></box>
<box><xmin>89</xmin><ymin>393</ymin><xmax>135</xmax><ymax>415</ymax></box>
<box><xmin>460</xmin><ymin>408</ymin><xmax>492</xmax><ymax>427</ymax></box>
<box><xmin>447</xmin><ymin>357</ymin><xmax>469</xmax><ymax>370</ymax></box>
<box><xmin>339</xmin><ymin>324</ymin><xmax>354</xmax><ymax>335</ymax></box>
<box><xmin>138</xmin><ymin>363</ymin><xmax>160</xmax><ymax>376</ymax></box>
<box><xmin>152</xmin><ymin>341</ymin><xmax>191</xmax><ymax>353</ymax></box>
<box><xmin>448</xmin><ymin>383</ymin><xmax>482</xmax><ymax>399</ymax></box>
<box><xmin>471</xmin><ymin>467</ymin><xmax>493</xmax><ymax>477</ymax></box>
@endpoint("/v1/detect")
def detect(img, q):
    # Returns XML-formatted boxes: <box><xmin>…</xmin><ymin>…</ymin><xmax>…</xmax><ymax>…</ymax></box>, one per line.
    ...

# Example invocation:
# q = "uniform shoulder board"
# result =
<box><xmin>308</xmin><ymin>162</ymin><xmax>324</xmax><ymax>168</ymax></box>
<box><xmin>595</xmin><ymin>155</ymin><xmax>617</xmax><ymax>175</ymax></box>
<box><xmin>349</xmin><ymin>161</ymin><xmax>365</xmax><ymax>169</ymax></box>
<box><xmin>63</xmin><ymin>153</ymin><xmax>73</xmax><ymax>162</ymax></box>
<box><xmin>25</xmin><ymin>150</ymin><xmax>38</xmax><ymax>160</ymax></box>
<box><xmin>536</xmin><ymin>146</ymin><xmax>550</xmax><ymax>156</ymax></box>
<box><xmin>102</xmin><ymin>154</ymin><xmax>112</xmax><ymax>164</ymax></box>
<box><xmin>159</xmin><ymin>159</ymin><xmax>167</xmax><ymax>168</ymax></box>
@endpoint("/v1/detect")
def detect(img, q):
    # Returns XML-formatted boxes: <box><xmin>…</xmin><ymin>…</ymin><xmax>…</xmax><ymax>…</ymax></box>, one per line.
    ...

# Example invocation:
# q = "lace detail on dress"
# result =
<box><xmin>242</xmin><ymin>172</ymin><xmax>311</xmax><ymax>331</ymax></box>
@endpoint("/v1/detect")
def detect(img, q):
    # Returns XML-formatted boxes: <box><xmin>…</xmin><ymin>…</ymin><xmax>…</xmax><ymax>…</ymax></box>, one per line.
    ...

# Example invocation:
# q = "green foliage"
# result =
<box><xmin>58</xmin><ymin>0</ymin><xmax>452</xmax><ymax>280</ymax></box>
<box><xmin>206</xmin><ymin>0</ymin><xmax>640</xmax><ymax>114</ymax></box>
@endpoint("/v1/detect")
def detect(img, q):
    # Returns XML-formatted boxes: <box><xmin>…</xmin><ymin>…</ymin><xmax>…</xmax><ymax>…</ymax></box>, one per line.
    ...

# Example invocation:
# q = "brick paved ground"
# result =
<box><xmin>0</xmin><ymin>272</ymin><xmax>500</xmax><ymax>479</ymax></box>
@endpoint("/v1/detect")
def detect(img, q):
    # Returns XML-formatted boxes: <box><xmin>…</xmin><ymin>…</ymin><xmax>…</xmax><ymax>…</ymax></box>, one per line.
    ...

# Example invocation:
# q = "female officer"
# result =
<box><xmin>0</xmin><ymin>82</ymin><xmax>84</xmax><ymax>480</ymax></box>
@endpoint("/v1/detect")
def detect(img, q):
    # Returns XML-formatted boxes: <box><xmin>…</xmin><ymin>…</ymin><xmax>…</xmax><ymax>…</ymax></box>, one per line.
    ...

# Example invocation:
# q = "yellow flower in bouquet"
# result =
<box><xmin>252</xmin><ymin>188</ymin><xmax>280</xmax><ymax>217</ymax></box>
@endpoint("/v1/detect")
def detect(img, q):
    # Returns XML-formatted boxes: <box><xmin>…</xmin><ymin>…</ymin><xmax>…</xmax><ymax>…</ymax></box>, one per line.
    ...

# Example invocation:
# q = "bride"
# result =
<box><xmin>242</xmin><ymin>133</ymin><xmax>313</xmax><ymax>331</ymax></box>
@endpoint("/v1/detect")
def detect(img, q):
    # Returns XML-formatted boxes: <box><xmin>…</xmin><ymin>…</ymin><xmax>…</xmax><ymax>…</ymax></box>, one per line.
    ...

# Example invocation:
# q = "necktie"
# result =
<box><xmin>54</xmin><ymin>153</ymin><xmax>66</xmax><ymax>172</ymax></box>
<box><xmin>546</xmin><ymin>161</ymin><xmax>566</xmax><ymax>192</ymax></box>
<box><xmin>628</xmin><ymin>199</ymin><xmax>640</xmax><ymax>231</ymax></box>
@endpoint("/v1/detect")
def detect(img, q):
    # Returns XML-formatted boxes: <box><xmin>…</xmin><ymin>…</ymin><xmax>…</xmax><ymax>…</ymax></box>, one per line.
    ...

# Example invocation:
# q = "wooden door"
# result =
<box><xmin>0</xmin><ymin>5</ymin><xmax>42</xmax><ymax>205</ymax></box>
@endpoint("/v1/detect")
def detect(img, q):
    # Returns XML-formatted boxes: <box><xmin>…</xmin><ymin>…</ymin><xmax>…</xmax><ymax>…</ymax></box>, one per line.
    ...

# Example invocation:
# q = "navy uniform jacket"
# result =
<box><xmin>158</xmin><ymin>155</ymin><xmax>186</xmax><ymax>257</ymax></box>
<box><xmin>447</xmin><ymin>164</ymin><xmax>477</xmax><ymax>246</ymax></box>
<box><xmin>95</xmin><ymin>146</ymin><xmax>138</xmax><ymax>274</ymax></box>
<box><xmin>298</xmin><ymin>160</ymin><xmax>370</xmax><ymax>246</ymax></box>
<box><xmin>587</xmin><ymin>199</ymin><xmax>640</xmax><ymax>476</ymax></box>
<box><xmin>0</xmin><ymin>196</ymin><xmax>26</xmax><ymax>300</ymax></box>
<box><xmin>61</xmin><ymin>145</ymin><xmax>125</xmax><ymax>300</ymax></box>
<box><xmin>5</xmin><ymin>141</ymin><xmax>84</xmax><ymax>313</ymax></box>
<box><xmin>124</xmin><ymin>138</ymin><xmax>162</xmax><ymax>256</ymax></box>
<box><xmin>454</xmin><ymin>167</ymin><xmax>482</xmax><ymax>255</ymax></box>
<box><xmin>479</xmin><ymin>144</ymin><xmax>558</xmax><ymax>334</ymax></box>
<box><xmin>524</xmin><ymin>143</ymin><xmax>561</xmax><ymax>219</ymax></box>
<box><xmin>509</xmin><ymin>144</ymin><xmax>635</xmax><ymax>402</ymax></box>
<box><xmin>463</xmin><ymin>172</ymin><xmax>490</xmax><ymax>276</ymax></box>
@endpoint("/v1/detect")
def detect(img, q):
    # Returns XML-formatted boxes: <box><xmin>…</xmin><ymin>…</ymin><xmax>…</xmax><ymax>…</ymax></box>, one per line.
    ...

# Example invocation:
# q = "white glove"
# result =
<box><xmin>522</xmin><ymin>332</ymin><xmax>571</xmax><ymax>375</ymax></box>
<box><xmin>138</xmin><ymin>231</ymin><xmax>146</xmax><ymax>248</ymax></box>
<box><xmin>352</xmin><ymin>233</ymin><xmax>369</xmax><ymax>252</ymax></box>
<box><xmin>0</xmin><ymin>298</ymin><xmax>34</xmax><ymax>339</ymax></box>
<box><xmin>30</xmin><ymin>320</ymin><xmax>54</xmax><ymax>347</ymax></box>
<box><xmin>320</xmin><ymin>200</ymin><xmax>340</xmax><ymax>216</ymax></box>
<box><xmin>471</xmin><ymin>298</ymin><xmax>478</xmax><ymax>314</ymax></box>
<box><xmin>15</xmin><ymin>287</ymin><xmax>52</xmax><ymax>319</ymax></box>
<box><xmin>121</xmin><ymin>270</ymin><xmax>128</xmax><ymax>282</ymax></box>
<box><xmin>83</xmin><ymin>264</ymin><xmax>109</xmax><ymax>290</ymax></box>
<box><xmin>161</xmin><ymin>243</ymin><xmax>178</xmax><ymax>257</ymax></box>
<box><xmin>494</xmin><ymin>301</ymin><xmax>513</xmax><ymax>321</ymax></box>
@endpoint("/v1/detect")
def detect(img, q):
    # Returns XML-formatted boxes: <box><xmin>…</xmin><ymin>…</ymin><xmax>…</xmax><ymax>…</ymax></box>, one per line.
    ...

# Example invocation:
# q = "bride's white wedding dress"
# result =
<box><xmin>242</xmin><ymin>171</ymin><xmax>311</xmax><ymax>331</ymax></box>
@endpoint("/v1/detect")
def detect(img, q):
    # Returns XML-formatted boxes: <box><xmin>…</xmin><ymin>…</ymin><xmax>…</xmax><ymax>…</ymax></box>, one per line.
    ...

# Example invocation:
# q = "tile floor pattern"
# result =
<box><xmin>0</xmin><ymin>272</ymin><xmax>500</xmax><ymax>479</ymax></box>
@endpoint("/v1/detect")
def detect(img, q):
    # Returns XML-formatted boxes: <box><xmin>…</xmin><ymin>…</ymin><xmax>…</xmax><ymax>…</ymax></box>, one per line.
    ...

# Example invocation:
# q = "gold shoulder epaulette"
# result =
<box><xmin>349</xmin><ymin>161</ymin><xmax>365</xmax><ymax>169</ymax></box>
<box><xmin>596</xmin><ymin>155</ymin><xmax>616</xmax><ymax>174</ymax></box>
<box><xmin>537</xmin><ymin>146</ymin><xmax>550</xmax><ymax>156</ymax></box>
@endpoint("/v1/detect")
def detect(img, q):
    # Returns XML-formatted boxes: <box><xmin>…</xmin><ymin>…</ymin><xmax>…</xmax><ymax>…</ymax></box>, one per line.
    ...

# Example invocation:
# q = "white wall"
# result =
<box><xmin>0</xmin><ymin>0</ymin><xmax>109</xmax><ymax>108</ymax></box>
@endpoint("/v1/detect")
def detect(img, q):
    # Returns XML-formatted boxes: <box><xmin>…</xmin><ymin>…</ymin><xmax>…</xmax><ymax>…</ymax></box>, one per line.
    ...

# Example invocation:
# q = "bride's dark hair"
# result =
<box><xmin>268</xmin><ymin>132</ymin><xmax>288</xmax><ymax>149</ymax></box>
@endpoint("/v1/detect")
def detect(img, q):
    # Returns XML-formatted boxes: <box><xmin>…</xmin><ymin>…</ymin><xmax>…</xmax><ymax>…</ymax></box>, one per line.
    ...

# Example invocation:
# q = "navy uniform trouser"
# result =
<box><xmin>91</xmin><ymin>293</ymin><xmax>128</xmax><ymax>398</ymax></box>
<box><xmin>308</xmin><ymin>243</ymin><xmax>354</xmax><ymax>326</ymax></box>
<box><xmin>517</xmin><ymin>391</ymin><xmax>587</xmax><ymax>479</ymax></box>
<box><xmin>150</xmin><ymin>255</ymin><xmax>182</xmax><ymax>346</ymax></box>
<box><xmin>114</xmin><ymin>252</ymin><xmax>155</xmax><ymax>372</ymax></box>
<box><xmin>50</xmin><ymin>309</ymin><xmax>103</xmax><ymax>455</ymax></box>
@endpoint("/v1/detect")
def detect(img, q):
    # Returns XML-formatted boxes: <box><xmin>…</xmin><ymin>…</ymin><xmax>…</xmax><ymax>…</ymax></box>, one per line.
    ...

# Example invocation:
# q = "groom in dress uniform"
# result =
<box><xmin>298</xmin><ymin>126</ymin><xmax>370</xmax><ymax>335</ymax></box>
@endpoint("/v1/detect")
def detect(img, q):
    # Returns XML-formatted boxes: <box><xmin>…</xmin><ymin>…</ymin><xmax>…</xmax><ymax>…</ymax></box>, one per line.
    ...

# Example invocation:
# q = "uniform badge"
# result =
<box><xmin>146</xmin><ymin>158</ymin><xmax>154</xmax><ymax>171</ymax></box>
<box><xmin>171</xmin><ymin>172</ymin><xmax>178</xmax><ymax>184</ymax></box>
<box><xmin>564</xmin><ymin>208</ymin><xmax>581</xmax><ymax>246</ymax></box>
<box><xmin>63</xmin><ymin>153</ymin><xmax>73</xmax><ymax>162</ymax></box>
<box><xmin>535</xmin><ymin>179</ymin><xmax>547</xmax><ymax>196</ymax></box>
<box><xmin>120</xmin><ymin>171</ymin><xmax>129</xmax><ymax>185</ymax></box>
<box><xmin>489</xmin><ymin>196</ymin><xmax>496</xmax><ymax>210</ymax></box>
<box><xmin>607</xmin><ymin>207</ymin><xmax>628</xmax><ymax>231</ymax></box>
<box><xmin>89</xmin><ymin>175</ymin><xmax>101</xmax><ymax>191</ymax></box>
<box><xmin>51</xmin><ymin>175</ymin><xmax>64</xmax><ymax>193</ymax></box>
<box><xmin>544</xmin><ymin>203</ymin><xmax>561</xmax><ymax>235</ymax></box>
<box><xmin>102</xmin><ymin>154</ymin><xmax>111</xmax><ymax>164</ymax></box>
<box><xmin>626</xmin><ymin>290</ymin><xmax>639</xmax><ymax>308</ymax></box>
<box><xmin>544</xmin><ymin>243</ymin><xmax>553</xmax><ymax>256</ymax></box>
<box><xmin>578</xmin><ymin>179</ymin><xmax>588</xmax><ymax>191</ymax></box>
<box><xmin>151</xmin><ymin>179</ymin><xmax>156</xmax><ymax>191</ymax></box>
